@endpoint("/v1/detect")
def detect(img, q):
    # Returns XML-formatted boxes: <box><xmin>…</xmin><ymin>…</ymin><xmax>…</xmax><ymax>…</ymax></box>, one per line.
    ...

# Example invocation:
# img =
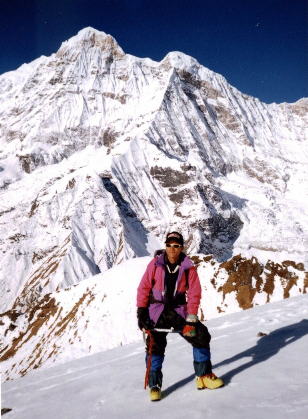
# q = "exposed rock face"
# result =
<box><xmin>0</xmin><ymin>27</ymin><xmax>307</xmax><ymax>316</ymax></box>
<box><xmin>0</xmin><ymin>255</ymin><xmax>306</xmax><ymax>381</ymax></box>
<box><xmin>197</xmin><ymin>255</ymin><xmax>307</xmax><ymax>318</ymax></box>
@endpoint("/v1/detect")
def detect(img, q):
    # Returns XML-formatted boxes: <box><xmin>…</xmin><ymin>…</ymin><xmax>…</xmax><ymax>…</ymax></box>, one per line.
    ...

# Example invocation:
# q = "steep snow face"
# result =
<box><xmin>0</xmin><ymin>27</ymin><xmax>307</xmax><ymax>312</ymax></box>
<box><xmin>1</xmin><ymin>255</ymin><xmax>306</xmax><ymax>381</ymax></box>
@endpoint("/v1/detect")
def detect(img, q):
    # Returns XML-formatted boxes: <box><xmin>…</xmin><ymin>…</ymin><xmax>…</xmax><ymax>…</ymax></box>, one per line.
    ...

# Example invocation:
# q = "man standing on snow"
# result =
<box><xmin>137</xmin><ymin>231</ymin><xmax>224</xmax><ymax>401</ymax></box>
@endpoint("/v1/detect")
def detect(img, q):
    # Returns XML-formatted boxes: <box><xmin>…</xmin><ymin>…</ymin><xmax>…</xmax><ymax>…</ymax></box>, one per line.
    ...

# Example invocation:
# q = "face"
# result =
<box><xmin>165</xmin><ymin>241</ymin><xmax>183</xmax><ymax>263</ymax></box>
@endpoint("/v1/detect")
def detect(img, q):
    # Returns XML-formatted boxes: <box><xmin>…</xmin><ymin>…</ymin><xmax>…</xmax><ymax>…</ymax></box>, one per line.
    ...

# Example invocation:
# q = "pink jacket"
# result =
<box><xmin>137</xmin><ymin>252</ymin><xmax>201</xmax><ymax>324</ymax></box>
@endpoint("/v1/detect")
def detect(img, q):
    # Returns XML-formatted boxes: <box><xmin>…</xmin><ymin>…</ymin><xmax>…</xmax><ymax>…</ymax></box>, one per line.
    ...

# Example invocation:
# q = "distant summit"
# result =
<box><xmin>57</xmin><ymin>27</ymin><xmax>125</xmax><ymax>58</ymax></box>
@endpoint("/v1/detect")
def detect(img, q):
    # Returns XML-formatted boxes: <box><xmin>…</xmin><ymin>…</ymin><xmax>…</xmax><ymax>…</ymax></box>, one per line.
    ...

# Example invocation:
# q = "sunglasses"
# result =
<box><xmin>166</xmin><ymin>244</ymin><xmax>182</xmax><ymax>248</ymax></box>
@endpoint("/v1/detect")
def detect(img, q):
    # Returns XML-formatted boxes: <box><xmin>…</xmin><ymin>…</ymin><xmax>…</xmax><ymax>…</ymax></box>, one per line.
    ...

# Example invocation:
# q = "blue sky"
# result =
<box><xmin>1</xmin><ymin>0</ymin><xmax>307</xmax><ymax>103</ymax></box>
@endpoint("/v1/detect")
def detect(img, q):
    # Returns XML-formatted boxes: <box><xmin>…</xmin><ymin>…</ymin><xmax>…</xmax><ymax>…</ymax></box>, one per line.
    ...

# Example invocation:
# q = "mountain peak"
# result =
<box><xmin>161</xmin><ymin>51</ymin><xmax>222</xmax><ymax>84</ymax></box>
<box><xmin>77</xmin><ymin>26</ymin><xmax>107</xmax><ymax>38</ymax></box>
<box><xmin>162</xmin><ymin>51</ymin><xmax>200</xmax><ymax>69</ymax></box>
<box><xmin>57</xmin><ymin>27</ymin><xmax>125</xmax><ymax>57</ymax></box>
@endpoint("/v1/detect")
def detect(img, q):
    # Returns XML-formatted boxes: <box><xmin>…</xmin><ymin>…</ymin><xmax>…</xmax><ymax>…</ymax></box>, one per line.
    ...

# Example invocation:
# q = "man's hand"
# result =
<box><xmin>182</xmin><ymin>314</ymin><xmax>198</xmax><ymax>337</ymax></box>
<box><xmin>137</xmin><ymin>307</ymin><xmax>153</xmax><ymax>331</ymax></box>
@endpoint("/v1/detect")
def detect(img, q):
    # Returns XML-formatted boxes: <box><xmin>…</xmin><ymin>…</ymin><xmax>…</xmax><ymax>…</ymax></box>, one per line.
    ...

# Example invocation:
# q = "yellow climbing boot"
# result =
<box><xmin>149</xmin><ymin>385</ymin><xmax>162</xmax><ymax>401</ymax></box>
<box><xmin>196</xmin><ymin>373</ymin><xmax>224</xmax><ymax>390</ymax></box>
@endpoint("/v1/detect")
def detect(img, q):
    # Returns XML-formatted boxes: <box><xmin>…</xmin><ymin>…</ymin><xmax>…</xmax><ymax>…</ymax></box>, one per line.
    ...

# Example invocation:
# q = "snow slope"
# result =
<box><xmin>1</xmin><ymin>255</ymin><xmax>306</xmax><ymax>381</ymax></box>
<box><xmin>2</xmin><ymin>294</ymin><xmax>308</xmax><ymax>419</ymax></box>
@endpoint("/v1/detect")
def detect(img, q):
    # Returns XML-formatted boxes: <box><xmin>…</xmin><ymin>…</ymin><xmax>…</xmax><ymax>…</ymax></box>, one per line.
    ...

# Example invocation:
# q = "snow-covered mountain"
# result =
<box><xmin>2</xmin><ymin>294</ymin><xmax>308</xmax><ymax>419</ymax></box>
<box><xmin>0</xmin><ymin>27</ymin><xmax>307</xmax><ymax>382</ymax></box>
<box><xmin>0</xmin><ymin>27</ymin><xmax>307</xmax><ymax>315</ymax></box>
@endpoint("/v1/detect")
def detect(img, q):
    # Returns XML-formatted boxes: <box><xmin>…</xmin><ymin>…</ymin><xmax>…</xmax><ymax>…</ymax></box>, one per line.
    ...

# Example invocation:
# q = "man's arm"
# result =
<box><xmin>136</xmin><ymin>259</ymin><xmax>156</xmax><ymax>331</ymax></box>
<box><xmin>136</xmin><ymin>258</ymin><xmax>156</xmax><ymax>308</ymax></box>
<box><xmin>186</xmin><ymin>267</ymin><xmax>201</xmax><ymax>316</ymax></box>
<box><xmin>182</xmin><ymin>267</ymin><xmax>201</xmax><ymax>336</ymax></box>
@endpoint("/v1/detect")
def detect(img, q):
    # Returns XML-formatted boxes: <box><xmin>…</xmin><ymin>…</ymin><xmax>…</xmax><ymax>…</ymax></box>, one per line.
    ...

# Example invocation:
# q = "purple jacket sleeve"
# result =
<box><xmin>186</xmin><ymin>267</ymin><xmax>202</xmax><ymax>315</ymax></box>
<box><xmin>136</xmin><ymin>259</ymin><xmax>155</xmax><ymax>308</ymax></box>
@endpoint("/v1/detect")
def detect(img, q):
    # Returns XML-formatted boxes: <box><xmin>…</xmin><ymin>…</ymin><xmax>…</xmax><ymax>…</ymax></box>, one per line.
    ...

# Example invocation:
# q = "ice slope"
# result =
<box><xmin>2</xmin><ymin>294</ymin><xmax>308</xmax><ymax>419</ymax></box>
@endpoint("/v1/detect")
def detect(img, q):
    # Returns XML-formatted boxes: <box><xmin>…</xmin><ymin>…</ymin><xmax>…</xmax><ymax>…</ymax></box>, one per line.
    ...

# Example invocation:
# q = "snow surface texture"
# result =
<box><xmin>2</xmin><ymin>294</ymin><xmax>308</xmax><ymax>419</ymax></box>
<box><xmin>1</xmin><ymin>256</ymin><xmax>306</xmax><ymax>381</ymax></box>
<box><xmin>0</xmin><ymin>27</ymin><xmax>307</xmax><ymax>313</ymax></box>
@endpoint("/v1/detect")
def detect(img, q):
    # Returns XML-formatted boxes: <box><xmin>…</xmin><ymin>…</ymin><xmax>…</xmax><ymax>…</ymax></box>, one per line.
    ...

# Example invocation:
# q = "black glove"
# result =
<box><xmin>137</xmin><ymin>307</ymin><xmax>153</xmax><ymax>331</ymax></box>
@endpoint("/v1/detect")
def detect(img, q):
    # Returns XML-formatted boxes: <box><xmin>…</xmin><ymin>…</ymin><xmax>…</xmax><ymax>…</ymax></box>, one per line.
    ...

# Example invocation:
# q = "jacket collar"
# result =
<box><xmin>155</xmin><ymin>251</ymin><xmax>193</xmax><ymax>270</ymax></box>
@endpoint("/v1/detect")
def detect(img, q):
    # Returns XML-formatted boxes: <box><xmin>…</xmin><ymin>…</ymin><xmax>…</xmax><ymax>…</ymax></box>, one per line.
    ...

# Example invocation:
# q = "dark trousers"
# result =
<box><xmin>146</xmin><ymin>308</ymin><xmax>212</xmax><ymax>386</ymax></box>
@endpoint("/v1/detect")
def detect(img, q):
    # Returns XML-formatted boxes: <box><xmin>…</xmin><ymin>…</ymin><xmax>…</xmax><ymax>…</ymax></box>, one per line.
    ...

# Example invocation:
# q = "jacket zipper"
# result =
<box><xmin>173</xmin><ymin>268</ymin><xmax>183</xmax><ymax>296</ymax></box>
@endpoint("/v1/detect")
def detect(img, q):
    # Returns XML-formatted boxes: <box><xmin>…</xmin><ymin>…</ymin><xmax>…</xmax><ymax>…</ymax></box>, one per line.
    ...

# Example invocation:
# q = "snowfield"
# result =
<box><xmin>2</xmin><ymin>294</ymin><xmax>308</xmax><ymax>419</ymax></box>
<box><xmin>1</xmin><ymin>255</ymin><xmax>306</xmax><ymax>382</ymax></box>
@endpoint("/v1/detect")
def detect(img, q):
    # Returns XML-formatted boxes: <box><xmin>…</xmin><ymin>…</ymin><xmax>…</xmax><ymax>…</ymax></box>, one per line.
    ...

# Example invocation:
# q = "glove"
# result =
<box><xmin>182</xmin><ymin>314</ymin><xmax>198</xmax><ymax>337</ymax></box>
<box><xmin>183</xmin><ymin>325</ymin><xmax>196</xmax><ymax>337</ymax></box>
<box><xmin>137</xmin><ymin>307</ymin><xmax>153</xmax><ymax>331</ymax></box>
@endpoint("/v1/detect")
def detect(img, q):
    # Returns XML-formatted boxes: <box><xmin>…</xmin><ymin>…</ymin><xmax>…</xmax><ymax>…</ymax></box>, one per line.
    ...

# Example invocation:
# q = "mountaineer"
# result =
<box><xmin>137</xmin><ymin>231</ymin><xmax>224</xmax><ymax>401</ymax></box>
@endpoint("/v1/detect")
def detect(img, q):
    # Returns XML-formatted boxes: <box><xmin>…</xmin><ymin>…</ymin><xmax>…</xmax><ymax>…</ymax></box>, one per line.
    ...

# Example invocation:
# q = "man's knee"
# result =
<box><xmin>183</xmin><ymin>322</ymin><xmax>211</xmax><ymax>347</ymax></box>
<box><xmin>196</xmin><ymin>322</ymin><xmax>211</xmax><ymax>345</ymax></box>
<box><xmin>146</xmin><ymin>332</ymin><xmax>167</xmax><ymax>356</ymax></box>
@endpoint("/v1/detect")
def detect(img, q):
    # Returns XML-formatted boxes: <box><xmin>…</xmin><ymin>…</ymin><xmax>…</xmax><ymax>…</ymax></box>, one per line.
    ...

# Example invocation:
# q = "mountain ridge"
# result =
<box><xmin>0</xmin><ymin>27</ymin><xmax>307</xmax><ymax>318</ymax></box>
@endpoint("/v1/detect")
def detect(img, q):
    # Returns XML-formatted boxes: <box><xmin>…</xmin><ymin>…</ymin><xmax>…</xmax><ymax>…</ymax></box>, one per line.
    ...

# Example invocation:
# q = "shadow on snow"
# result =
<box><xmin>214</xmin><ymin>319</ymin><xmax>308</xmax><ymax>384</ymax></box>
<box><xmin>161</xmin><ymin>319</ymin><xmax>308</xmax><ymax>397</ymax></box>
